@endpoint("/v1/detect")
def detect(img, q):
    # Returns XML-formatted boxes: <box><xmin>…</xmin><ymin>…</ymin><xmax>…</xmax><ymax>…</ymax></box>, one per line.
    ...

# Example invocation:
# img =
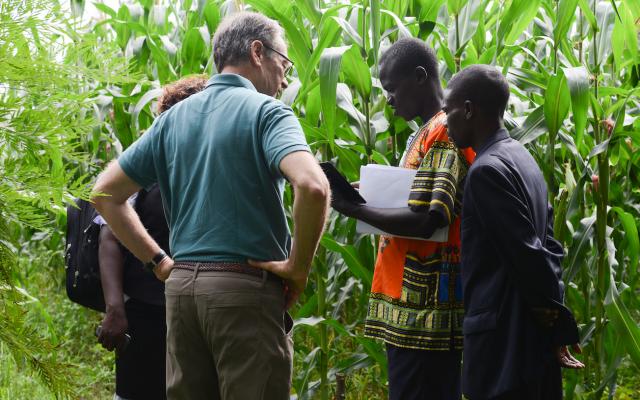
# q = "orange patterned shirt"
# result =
<box><xmin>364</xmin><ymin>112</ymin><xmax>475</xmax><ymax>350</ymax></box>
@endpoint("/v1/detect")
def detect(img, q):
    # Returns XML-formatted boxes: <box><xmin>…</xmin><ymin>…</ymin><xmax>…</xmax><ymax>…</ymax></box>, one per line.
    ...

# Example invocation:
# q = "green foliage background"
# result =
<box><xmin>0</xmin><ymin>0</ymin><xmax>639</xmax><ymax>399</ymax></box>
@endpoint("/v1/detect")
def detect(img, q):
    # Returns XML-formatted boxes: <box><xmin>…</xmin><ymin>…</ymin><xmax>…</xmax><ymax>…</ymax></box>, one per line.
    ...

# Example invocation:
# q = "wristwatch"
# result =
<box><xmin>145</xmin><ymin>250</ymin><xmax>167</xmax><ymax>272</ymax></box>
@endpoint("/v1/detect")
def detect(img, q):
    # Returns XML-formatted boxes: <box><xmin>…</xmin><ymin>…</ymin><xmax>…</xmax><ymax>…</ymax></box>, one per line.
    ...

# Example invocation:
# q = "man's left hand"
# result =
<box><xmin>557</xmin><ymin>344</ymin><xmax>585</xmax><ymax>369</ymax></box>
<box><xmin>331</xmin><ymin>191</ymin><xmax>361</xmax><ymax>218</ymax></box>
<box><xmin>248</xmin><ymin>258</ymin><xmax>308</xmax><ymax>309</ymax></box>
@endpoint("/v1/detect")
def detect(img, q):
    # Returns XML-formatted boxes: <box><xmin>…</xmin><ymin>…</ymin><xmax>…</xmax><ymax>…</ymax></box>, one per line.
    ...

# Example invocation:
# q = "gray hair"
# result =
<box><xmin>212</xmin><ymin>12</ymin><xmax>284</xmax><ymax>71</ymax></box>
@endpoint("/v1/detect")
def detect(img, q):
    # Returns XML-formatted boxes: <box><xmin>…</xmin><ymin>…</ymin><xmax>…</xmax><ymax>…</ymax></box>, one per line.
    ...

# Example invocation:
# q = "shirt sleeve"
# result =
<box><xmin>407</xmin><ymin>140</ymin><xmax>469</xmax><ymax>224</ymax></box>
<box><xmin>118</xmin><ymin>115</ymin><xmax>166</xmax><ymax>189</ymax></box>
<box><xmin>259</xmin><ymin>100</ymin><xmax>310</xmax><ymax>179</ymax></box>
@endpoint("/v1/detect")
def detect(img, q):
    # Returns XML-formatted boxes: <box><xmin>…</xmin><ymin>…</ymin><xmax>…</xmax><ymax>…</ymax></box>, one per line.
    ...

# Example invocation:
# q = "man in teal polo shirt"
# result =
<box><xmin>93</xmin><ymin>11</ymin><xmax>330</xmax><ymax>400</ymax></box>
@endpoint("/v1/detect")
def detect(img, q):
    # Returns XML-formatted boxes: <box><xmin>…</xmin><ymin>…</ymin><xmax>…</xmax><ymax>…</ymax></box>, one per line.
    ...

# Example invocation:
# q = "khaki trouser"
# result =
<box><xmin>164</xmin><ymin>266</ymin><xmax>293</xmax><ymax>400</ymax></box>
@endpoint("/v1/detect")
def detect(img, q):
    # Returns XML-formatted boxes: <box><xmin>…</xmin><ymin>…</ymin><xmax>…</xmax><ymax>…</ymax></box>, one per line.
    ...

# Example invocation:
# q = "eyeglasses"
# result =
<box><xmin>261</xmin><ymin>42</ymin><xmax>294</xmax><ymax>78</ymax></box>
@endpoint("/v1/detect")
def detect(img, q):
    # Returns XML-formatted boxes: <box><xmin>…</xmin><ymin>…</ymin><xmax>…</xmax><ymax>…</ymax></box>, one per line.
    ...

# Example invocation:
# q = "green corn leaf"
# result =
<box><xmin>132</xmin><ymin>88</ymin><xmax>163</xmax><ymax>131</ymax></box>
<box><xmin>49</xmin><ymin>147</ymin><xmax>63</xmax><ymax>203</ymax></box>
<box><xmin>544</xmin><ymin>72</ymin><xmax>571</xmax><ymax>138</ymax></box>
<box><xmin>115</xmin><ymin>4</ymin><xmax>132</xmax><ymax>50</ymax></box>
<box><xmin>511</xmin><ymin>105</ymin><xmax>547</xmax><ymax>145</ymax></box>
<box><xmin>604</xmin><ymin>271</ymin><xmax>640</xmax><ymax>368</ymax></box>
<box><xmin>94</xmin><ymin>3</ymin><xmax>116</xmax><ymax>18</ymax></box>
<box><xmin>611</xmin><ymin>16</ymin><xmax>625</xmax><ymax>68</ymax></box>
<box><xmin>577</xmin><ymin>0</ymin><xmax>597</xmax><ymax>28</ymax></box>
<box><xmin>294</xmin><ymin>0</ymin><xmax>322</xmax><ymax>27</ymax></box>
<box><xmin>507</xmin><ymin>67</ymin><xmax>547</xmax><ymax>90</ymax></box>
<box><xmin>478</xmin><ymin>45</ymin><xmax>497</xmax><ymax>64</ymax></box>
<box><xmin>149</xmin><ymin>5</ymin><xmax>167</xmax><ymax>32</ymax></box>
<box><xmin>593</xmin><ymin>1</ymin><xmax>616</xmax><ymax>67</ymax></box>
<box><xmin>447</xmin><ymin>0</ymin><xmax>466</xmax><ymax>15</ymax></box>
<box><xmin>295</xmin><ymin>292</ymin><xmax>318</xmax><ymax>318</ymax></box>
<box><xmin>553</xmin><ymin>189</ymin><xmax>569</xmax><ymax>242</ymax></box>
<box><xmin>202</xmin><ymin>1</ymin><xmax>220</xmax><ymax>37</ymax></box>
<box><xmin>587</xmin><ymin>137</ymin><xmax>610</xmax><ymax>159</ymax></box>
<box><xmin>180</xmin><ymin>27</ymin><xmax>206</xmax><ymax>75</ymax></box>
<box><xmin>319</xmin><ymin>46</ymin><xmax>352</xmax><ymax>149</ymax></box>
<box><xmin>159</xmin><ymin>35</ymin><xmax>177</xmax><ymax>57</ymax></box>
<box><xmin>321</xmin><ymin>235</ymin><xmax>372</xmax><ymax>287</ymax></box>
<box><xmin>341</xmin><ymin>45</ymin><xmax>371</xmax><ymax>98</ymax></box>
<box><xmin>621</xmin><ymin>5</ymin><xmax>639</xmax><ymax>60</ymax></box>
<box><xmin>610</xmin><ymin>207</ymin><xmax>639</xmax><ymax>282</ymax></box>
<box><xmin>560</xmin><ymin>40</ymin><xmax>581</xmax><ymax>67</ymax></box>
<box><xmin>370</xmin><ymin>0</ymin><xmax>381</xmax><ymax>76</ymax></box>
<box><xmin>419</xmin><ymin>0</ymin><xmax>446</xmax><ymax>22</ymax></box>
<box><xmin>564</xmin><ymin>215</ymin><xmax>596</xmax><ymax>282</ymax></box>
<box><xmin>471</xmin><ymin>8</ymin><xmax>486</xmax><ymax>53</ymax></box>
<box><xmin>558</xmin><ymin>131</ymin><xmax>583</xmax><ymax>164</ymax></box>
<box><xmin>497</xmin><ymin>0</ymin><xmax>541</xmax><ymax>54</ymax></box>
<box><xmin>332</xmin><ymin>16</ymin><xmax>364</xmax><ymax>49</ymax></box>
<box><xmin>380</xmin><ymin>9</ymin><xmax>412</xmax><ymax>39</ymax></box>
<box><xmin>304</xmin><ymin>84</ymin><xmax>322</xmax><ymax>127</ymax></box>
<box><xmin>112</xmin><ymin>101</ymin><xmax>135</xmax><ymax>149</ymax></box>
<box><xmin>434</xmin><ymin>32</ymin><xmax>456</xmax><ymax>73</ymax></box>
<box><xmin>609</xmin><ymin>0</ymin><xmax>622</xmax><ymax>21</ymax></box>
<box><xmin>295</xmin><ymin>316</ymin><xmax>327</xmax><ymax>328</ymax></box>
<box><xmin>300</xmin><ymin>11</ymin><xmax>342</xmax><ymax>91</ymax></box>
<box><xmin>146</xmin><ymin>34</ymin><xmax>176</xmax><ymax>83</ymax></box>
<box><xmin>621</xmin><ymin>0</ymin><xmax>640</xmax><ymax>19</ymax></box>
<box><xmin>554</xmin><ymin>0</ymin><xmax>579</xmax><ymax>45</ymax></box>
<box><xmin>562</xmin><ymin>66</ymin><xmax>589</xmax><ymax>149</ymax></box>
<box><xmin>334</xmin><ymin>145</ymin><xmax>364</xmax><ymax>182</ymax></box>
<box><xmin>448</xmin><ymin>0</ymin><xmax>481</xmax><ymax>54</ymax></box>
<box><xmin>331</xmin><ymin>277</ymin><xmax>358</xmax><ymax>318</ymax></box>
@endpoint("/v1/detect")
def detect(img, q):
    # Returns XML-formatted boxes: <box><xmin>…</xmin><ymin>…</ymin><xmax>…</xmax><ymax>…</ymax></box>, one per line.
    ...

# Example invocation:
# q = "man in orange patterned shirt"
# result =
<box><xmin>332</xmin><ymin>38</ymin><xmax>474</xmax><ymax>400</ymax></box>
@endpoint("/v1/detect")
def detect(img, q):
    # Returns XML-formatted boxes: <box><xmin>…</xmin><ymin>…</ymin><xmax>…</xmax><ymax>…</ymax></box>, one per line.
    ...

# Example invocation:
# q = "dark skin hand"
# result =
<box><xmin>557</xmin><ymin>344</ymin><xmax>584</xmax><ymax>369</ymax></box>
<box><xmin>331</xmin><ymin>189</ymin><xmax>446</xmax><ymax>239</ymax></box>
<box><xmin>531</xmin><ymin>307</ymin><xmax>585</xmax><ymax>369</ymax></box>
<box><xmin>98</xmin><ymin>226</ymin><xmax>129</xmax><ymax>353</ymax></box>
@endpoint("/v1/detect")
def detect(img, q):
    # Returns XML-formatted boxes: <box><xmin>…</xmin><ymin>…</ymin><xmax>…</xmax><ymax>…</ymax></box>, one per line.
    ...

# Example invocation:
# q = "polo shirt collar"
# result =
<box><xmin>207</xmin><ymin>73</ymin><xmax>257</xmax><ymax>92</ymax></box>
<box><xmin>476</xmin><ymin>128</ymin><xmax>510</xmax><ymax>156</ymax></box>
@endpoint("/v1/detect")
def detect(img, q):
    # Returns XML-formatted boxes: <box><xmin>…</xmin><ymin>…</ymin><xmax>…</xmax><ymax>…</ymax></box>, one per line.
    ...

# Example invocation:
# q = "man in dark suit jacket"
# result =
<box><xmin>442</xmin><ymin>65</ymin><xmax>584</xmax><ymax>400</ymax></box>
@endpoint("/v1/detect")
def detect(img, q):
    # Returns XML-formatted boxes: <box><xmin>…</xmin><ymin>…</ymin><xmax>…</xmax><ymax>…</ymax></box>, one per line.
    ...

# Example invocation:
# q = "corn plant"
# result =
<box><xmin>52</xmin><ymin>0</ymin><xmax>640</xmax><ymax>398</ymax></box>
<box><xmin>0</xmin><ymin>0</ymin><xmax>133</xmax><ymax>396</ymax></box>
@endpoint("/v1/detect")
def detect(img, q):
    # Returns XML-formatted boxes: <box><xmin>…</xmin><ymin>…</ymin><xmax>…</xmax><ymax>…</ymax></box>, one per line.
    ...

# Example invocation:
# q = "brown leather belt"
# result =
<box><xmin>173</xmin><ymin>261</ymin><xmax>282</xmax><ymax>283</ymax></box>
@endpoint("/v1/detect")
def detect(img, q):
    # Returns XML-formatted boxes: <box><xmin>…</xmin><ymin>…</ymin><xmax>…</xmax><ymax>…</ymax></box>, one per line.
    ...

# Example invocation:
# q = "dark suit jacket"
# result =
<box><xmin>460</xmin><ymin>129</ymin><xmax>579</xmax><ymax>399</ymax></box>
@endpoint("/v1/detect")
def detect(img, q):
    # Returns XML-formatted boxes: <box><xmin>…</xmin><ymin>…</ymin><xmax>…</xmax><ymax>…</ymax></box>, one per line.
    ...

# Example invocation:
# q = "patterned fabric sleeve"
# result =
<box><xmin>407</xmin><ymin>141</ymin><xmax>469</xmax><ymax>224</ymax></box>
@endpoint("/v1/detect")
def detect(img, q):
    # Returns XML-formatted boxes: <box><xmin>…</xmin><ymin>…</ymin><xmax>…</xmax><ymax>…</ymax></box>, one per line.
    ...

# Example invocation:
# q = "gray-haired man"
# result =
<box><xmin>93</xmin><ymin>12</ymin><xmax>330</xmax><ymax>399</ymax></box>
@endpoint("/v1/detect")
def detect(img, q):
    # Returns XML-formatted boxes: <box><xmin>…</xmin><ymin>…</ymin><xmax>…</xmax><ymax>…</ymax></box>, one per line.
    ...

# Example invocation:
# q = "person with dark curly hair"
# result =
<box><xmin>97</xmin><ymin>75</ymin><xmax>207</xmax><ymax>400</ymax></box>
<box><xmin>157</xmin><ymin>75</ymin><xmax>208</xmax><ymax>114</ymax></box>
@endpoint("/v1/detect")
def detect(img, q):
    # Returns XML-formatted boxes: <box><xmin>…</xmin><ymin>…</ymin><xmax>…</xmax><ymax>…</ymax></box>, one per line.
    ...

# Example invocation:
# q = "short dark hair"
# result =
<box><xmin>447</xmin><ymin>65</ymin><xmax>510</xmax><ymax>117</ymax></box>
<box><xmin>379</xmin><ymin>38</ymin><xmax>438</xmax><ymax>80</ymax></box>
<box><xmin>157</xmin><ymin>75</ymin><xmax>208</xmax><ymax>113</ymax></box>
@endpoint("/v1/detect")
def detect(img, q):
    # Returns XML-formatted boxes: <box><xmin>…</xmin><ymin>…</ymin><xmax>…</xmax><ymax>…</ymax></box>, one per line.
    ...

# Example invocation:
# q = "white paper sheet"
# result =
<box><xmin>356</xmin><ymin>164</ymin><xmax>449</xmax><ymax>242</ymax></box>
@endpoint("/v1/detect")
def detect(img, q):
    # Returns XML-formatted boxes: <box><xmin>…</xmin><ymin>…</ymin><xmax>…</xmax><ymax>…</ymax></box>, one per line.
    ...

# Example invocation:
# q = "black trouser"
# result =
<box><xmin>386</xmin><ymin>343</ymin><xmax>462</xmax><ymax>400</ymax></box>
<box><xmin>116</xmin><ymin>298</ymin><xmax>167</xmax><ymax>400</ymax></box>
<box><xmin>489</xmin><ymin>363</ymin><xmax>562</xmax><ymax>400</ymax></box>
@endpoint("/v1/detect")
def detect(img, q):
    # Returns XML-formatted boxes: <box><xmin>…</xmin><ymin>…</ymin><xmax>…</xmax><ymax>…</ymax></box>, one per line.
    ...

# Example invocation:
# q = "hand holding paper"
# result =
<box><xmin>355</xmin><ymin>164</ymin><xmax>449</xmax><ymax>242</ymax></box>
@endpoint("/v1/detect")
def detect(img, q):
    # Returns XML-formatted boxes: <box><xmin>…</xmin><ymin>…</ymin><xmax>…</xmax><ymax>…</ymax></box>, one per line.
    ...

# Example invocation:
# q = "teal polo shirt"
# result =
<box><xmin>118</xmin><ymin>74</ymin><xmax>310</xmax><ymax>262</ymax></box>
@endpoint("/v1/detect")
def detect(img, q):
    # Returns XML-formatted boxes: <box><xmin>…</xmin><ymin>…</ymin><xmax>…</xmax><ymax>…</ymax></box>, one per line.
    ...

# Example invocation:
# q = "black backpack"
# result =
<box><xmin>64</xmin><ymin>198</ymin><xmax>105</xmax><ymax>312</ymax></box>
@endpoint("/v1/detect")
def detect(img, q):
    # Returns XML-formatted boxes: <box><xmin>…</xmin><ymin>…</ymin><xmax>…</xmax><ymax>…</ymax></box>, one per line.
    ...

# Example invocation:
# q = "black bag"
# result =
<box><xmin>64</xmin><ymin>198</ymin><xmax>105</xmax><ymax>312</ymax></box>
